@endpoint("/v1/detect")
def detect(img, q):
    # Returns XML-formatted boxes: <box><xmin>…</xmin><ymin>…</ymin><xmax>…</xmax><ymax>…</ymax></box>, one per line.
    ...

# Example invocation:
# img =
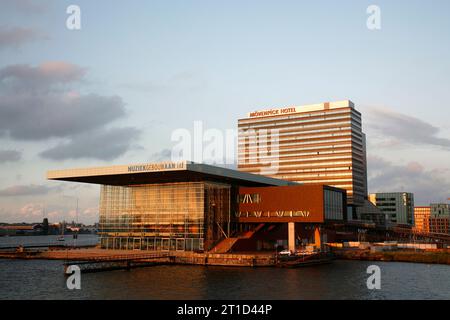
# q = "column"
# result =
<box><xmin>314</xmin><ymin>225</ymin><xmax>321</xmax><ymax>249</ymax></box>
<box><xmin>288</xmin><ymin>222</ymin><xmax>295</xmax><ymax>253</ymax></box>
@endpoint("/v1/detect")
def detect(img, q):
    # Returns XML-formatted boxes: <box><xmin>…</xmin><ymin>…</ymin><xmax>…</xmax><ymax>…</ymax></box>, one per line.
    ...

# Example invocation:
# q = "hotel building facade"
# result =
<box><xmin>237</xmin><ymin>100</ymin><xmax>368</xmax><ymax>207</ymax></box>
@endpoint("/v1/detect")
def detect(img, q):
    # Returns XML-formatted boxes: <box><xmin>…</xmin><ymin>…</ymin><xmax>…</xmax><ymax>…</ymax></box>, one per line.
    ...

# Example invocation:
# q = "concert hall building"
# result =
<box><xmin>47</xmin><ymin>161</ymin><xmax>346</xmax><ymax>253</ymax></box>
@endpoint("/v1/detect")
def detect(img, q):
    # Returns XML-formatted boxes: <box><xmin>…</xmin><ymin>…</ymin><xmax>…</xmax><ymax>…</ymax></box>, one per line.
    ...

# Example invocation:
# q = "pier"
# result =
<box><xmin>0</xmin><ymin>247</ymin><xmax>280</xmax><ymax>272</ymax></box>
<box><xmin>63</xmin><ymin>252</ymin><xmax>173</xmax><ymax>273</ymax></box>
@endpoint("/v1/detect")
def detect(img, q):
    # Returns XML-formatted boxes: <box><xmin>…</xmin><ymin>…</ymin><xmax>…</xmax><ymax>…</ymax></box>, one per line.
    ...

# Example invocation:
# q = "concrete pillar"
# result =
<box><xmin>288</xmin><ymin>222</ymin><xmax>295</xmax><ymax>253</ymax></box>
<box><xmin>314</xmin><ymin>226</ymin><xmax>321</xmax><ymax>249</ymax></box>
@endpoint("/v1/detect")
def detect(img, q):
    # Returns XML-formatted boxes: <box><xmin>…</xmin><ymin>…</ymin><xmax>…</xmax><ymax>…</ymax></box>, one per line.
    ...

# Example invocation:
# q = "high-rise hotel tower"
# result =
<box><xmin>238</xmin><ymin>100</ymin><xmax>368</xmax><ymax>207</ymax></box>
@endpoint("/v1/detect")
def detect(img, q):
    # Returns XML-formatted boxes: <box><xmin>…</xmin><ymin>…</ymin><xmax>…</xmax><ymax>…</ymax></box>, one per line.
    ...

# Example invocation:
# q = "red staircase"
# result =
<box><xmin>209</xmin><ymin>238</ymin><xmax>239</xmax><ymax>253</ymax></box>
<box><xmin>240</xmin><ymin>223</ymin><xmax>265</xmax><ymax>239</ymax></box>
<box><xmin>209</xmin><ymin>224</ymin><xmax>266</xmax><ymax>253</ymax></box>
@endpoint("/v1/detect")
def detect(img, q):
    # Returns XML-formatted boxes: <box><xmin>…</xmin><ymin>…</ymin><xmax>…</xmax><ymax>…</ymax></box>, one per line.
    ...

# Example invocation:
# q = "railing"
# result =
<box><xmin>69</xmin><ymin>251</ymin><xmax>172</xmax><ymax>262</ymax></box>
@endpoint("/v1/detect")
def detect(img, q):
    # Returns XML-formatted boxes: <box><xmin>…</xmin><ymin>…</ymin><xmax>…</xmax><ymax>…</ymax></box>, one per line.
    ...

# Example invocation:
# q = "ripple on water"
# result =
<box><xmin>0</xmin><ymin>259</ymin><xmax>449</xmax><ymax>300</ymax></box>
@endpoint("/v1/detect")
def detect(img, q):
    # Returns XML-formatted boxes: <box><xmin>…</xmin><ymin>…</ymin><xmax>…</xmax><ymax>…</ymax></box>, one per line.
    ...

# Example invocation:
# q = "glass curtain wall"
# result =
<box><xmin>99</xmin><ymin>182</ymin><xmax>232</xmax><ymax>252</ymax></box>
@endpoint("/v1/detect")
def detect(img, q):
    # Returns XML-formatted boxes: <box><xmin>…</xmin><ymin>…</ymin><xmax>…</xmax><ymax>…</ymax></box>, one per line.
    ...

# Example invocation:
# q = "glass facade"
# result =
<box><xmin>324</xmin><ymin>189</ymin><xmax>344</xmax><ymax>220</ymax></box>
<box><xmin>99</xmin><ymin>182</ymin><xmax>233</xmax><ymax>252</ymax></box>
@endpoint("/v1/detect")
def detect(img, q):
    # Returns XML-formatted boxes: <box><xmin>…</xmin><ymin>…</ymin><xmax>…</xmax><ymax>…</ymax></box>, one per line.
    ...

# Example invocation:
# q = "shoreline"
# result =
<box><xmin>332</xmin><ymin>248</ymin><xmax>450</xmax><ymax>266</ymax></box>
<box><xmin>1</xmin><ymin>248</ymin><xmax>450</xmax><ymax>267</ymax></box>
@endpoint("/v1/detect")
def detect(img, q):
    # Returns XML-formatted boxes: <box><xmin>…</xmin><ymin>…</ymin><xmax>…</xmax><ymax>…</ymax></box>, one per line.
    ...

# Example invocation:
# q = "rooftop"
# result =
<box><xmin>47</xmin><ymin>161</ymin><xmax>298</xmax><ymax>187</ymax></box>
<box><xmin>243</xmin><ymin>100</ymin><xmax>354</xmax><ymax>119</ymax></box>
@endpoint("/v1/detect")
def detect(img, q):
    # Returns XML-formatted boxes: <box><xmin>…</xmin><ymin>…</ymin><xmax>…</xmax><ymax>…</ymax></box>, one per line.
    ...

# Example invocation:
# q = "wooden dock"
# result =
<box><xmin>63</xmin><ymin>252</ymin><xmax>173</xmax><ymax>273</ymax></box>
<box><xmin>276</xmin><ymin>253</ymin><xmax>334</xmax><ymax>268</ymax></box>
<box><xmin>0</xmin><ymin>247</ymin><xmax>282</xmax><ymax>272</ymax></box>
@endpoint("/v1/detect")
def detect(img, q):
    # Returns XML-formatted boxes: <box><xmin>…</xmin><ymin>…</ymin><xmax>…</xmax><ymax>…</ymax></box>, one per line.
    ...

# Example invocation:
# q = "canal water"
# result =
<box><xmin>0</xmin><ymin>234</ymin><xmax>99</xmax><ymax>248</ymax></box>
<box><xmin>0</xmin><ymin>236</ymin><xmax>449</xmax><ymax>300</ymax></box>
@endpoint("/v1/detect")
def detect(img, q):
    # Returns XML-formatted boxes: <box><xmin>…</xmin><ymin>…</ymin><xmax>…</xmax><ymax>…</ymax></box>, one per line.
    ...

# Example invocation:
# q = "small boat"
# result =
<box><xmin>57</xmin><ymin>235</ymin><xmax>65</xmax><ymax>242</ymax></box>
<box><xmin>277</xmin><ymin>252</ymin><xmax>334</xmax><ymax>268</ymax></box>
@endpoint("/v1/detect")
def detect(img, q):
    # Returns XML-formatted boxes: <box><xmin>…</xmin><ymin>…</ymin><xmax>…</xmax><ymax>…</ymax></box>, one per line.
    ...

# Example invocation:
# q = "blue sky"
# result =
<box><xmin>1</xmin><ymin>0</ymin><xmax>449</xmax><ymax>224</ymax></box>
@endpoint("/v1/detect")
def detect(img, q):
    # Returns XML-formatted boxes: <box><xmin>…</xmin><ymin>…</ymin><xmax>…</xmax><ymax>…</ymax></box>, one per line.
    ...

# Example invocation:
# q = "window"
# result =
<box><xmin>238</xmin><ymin>193</ymin><xmax>261</xmax><ymax>204</ymax></box>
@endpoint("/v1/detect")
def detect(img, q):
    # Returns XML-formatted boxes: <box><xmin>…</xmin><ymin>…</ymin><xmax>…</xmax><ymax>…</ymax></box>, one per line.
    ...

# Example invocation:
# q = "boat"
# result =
<box><xmin>277</xmin><ymin>252</ymin><xmax>334</xmax><ymax>268</ymax></box>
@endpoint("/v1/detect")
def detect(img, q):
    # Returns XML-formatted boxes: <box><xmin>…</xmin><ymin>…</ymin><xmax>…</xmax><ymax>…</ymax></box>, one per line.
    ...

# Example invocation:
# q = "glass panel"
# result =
<box><xmin>99</xmin><ymin>182</ymin><xmax>233</xmax><ymax>252</ymax></box>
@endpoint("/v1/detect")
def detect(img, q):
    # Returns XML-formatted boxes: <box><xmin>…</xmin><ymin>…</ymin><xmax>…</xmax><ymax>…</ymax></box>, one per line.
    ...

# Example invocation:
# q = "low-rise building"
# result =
<box><xmin>414</xmin><ymin>206</ymin><xmax>431</xmax><ymax>232</ymax></box>
<box><xmin>414</xmin><ymin>204</ymin><xmax>450</xmax><ymax>234</ymax></box>
<box><xmin>369</xmin><ymin>192</ymin><xmax>414</xmax><ymax>225</ymax></box>
<box><xmin>429</xmin><ymin>204</ymin><xmax>450</xmax><ymax>234</ymax></box>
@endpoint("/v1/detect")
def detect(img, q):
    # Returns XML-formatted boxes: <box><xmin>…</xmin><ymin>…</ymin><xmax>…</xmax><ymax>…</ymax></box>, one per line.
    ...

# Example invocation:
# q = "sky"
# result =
<box><xmin>0</xmin><ymin>0</ymin><xmax>450</xmax><ymax>224</ymax></box>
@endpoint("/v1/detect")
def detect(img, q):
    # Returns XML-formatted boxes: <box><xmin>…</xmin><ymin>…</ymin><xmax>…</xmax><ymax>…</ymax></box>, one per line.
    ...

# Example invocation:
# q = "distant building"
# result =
<box><xmin>429</xmin><ymin>204</ymin><xmax>450</xmax><ymax>234</ymax></box>
<box><xmin>354</xmin><ymin>200</ymin><xmax>386</xmax><ymax>225</ymax></box>
<box><xmin>427</xmin><ymin>217</ymin><xmax>449</xmax><ymax>234</ymax></box>
<box><xmin>414</xmin><ymin>206</ymin><xmax>431</xmax><ymax>232</ymax></box>
<box><xmin>414</xmin><ymin>204</ymin><xmax>449</xmax><ymax>234</ymax></box>
<box><xmin>0</xmin><ymin>224</ymin><xmax>37</xmax><ymax>236</ymax></box>
<box><xmin>369</xmin><ymin>192</ymin><xmax>414</xmax><ymax>225</ymax></box>
<box><xmin>431</xmin><ymin>203</ymin><xmax>450</xmax><ymax>218</ymax></box>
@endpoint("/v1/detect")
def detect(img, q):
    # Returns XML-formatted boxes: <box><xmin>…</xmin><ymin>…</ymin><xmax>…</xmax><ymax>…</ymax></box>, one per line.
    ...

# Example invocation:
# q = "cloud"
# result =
<box><xmin>0</xmin><ymin>62</ymin><xmax>86</xmax><ymax>91</ymax></box>
<box><xmin>0</xmin><ymin>92</ymin><xmax>126</xmax><ymax>140</ymax></box>
<box><xmin>0</xmin><ymin>149</ymin><xmax>21</xmax><ymax>163</ymax></box>
<box><xmin>0</xmin><ymin>26</ymin><xmax>45</xmax><ymax>49</ymax></box>
<box><xmin>19</xmin><ymin>203</ymin><xmax>44</xmax><ymax>220</ymax></box>
<box><xmin>368</xmin><ymin>155</ymin><xmax>450</xmax><ymax>205</ymax></box>
<box><xmin>119</xmin><ymin>71</ymin><xmax>206</xmax><ymax>93</ymax></box>
<box><xmin>365</xmin><ymin>107</ymin><xmax>450</xmax><ymax>150</ymax></box>
<box><xmin>0</xmin><ymin>184</ymin><xmax>61</xmax><ymax>197</ymax></box>
<box><xmin>82</xmin><ymin>207</ymin><xmax>99</xmax><ymax>221</ymax></box>
<box><xmin>150</xmin><ymin>149</ymin><xmax>172</xmax><ymax>162</ymax></box>
<box><xmin>45</xmin><ymin>206</ymin><xmax>98</xmax><ymax>224</ymax></box>
<box><xmin>1</xmin><ymin>0</ymin><xmax>50</xmax><ymax>14</ymax></box>
<box><xmin>0</xmin><ymin>61</ymin><xmax>140</xmax><ymax>160</ymax></box>
<box><xmin>40</xmin><ymin>127</ymin><xmax>141</xmax><ymax>161</ymax></box>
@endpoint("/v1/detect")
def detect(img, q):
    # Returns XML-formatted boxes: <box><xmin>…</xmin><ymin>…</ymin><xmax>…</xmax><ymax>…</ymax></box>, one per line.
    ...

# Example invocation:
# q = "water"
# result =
<box><xmin>0</xmin><ymin>234</ymin><xmax>99</xmax><ymax>248</ymax></box>
<box><xmin>0</xmin><ymin>235</ymin><xmax>449</xmax><ymax>300</ymax></box>
<box><xmin>0</xmin><ymin>258</ymin><xmax>449</xmax><ymax>300</ymax></box>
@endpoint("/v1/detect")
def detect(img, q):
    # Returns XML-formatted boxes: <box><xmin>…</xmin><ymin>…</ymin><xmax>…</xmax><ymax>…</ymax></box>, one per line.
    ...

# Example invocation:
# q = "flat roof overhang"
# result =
<box><xmin>47</xmin><ymin>161</ymin><xmax>298</xmax><ymax>187</ymax></box>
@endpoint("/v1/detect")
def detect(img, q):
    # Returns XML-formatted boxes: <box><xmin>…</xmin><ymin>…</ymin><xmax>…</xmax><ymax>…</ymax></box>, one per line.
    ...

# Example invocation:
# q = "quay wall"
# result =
<box><xmin>333</xmin><ymin>248</ymin><xmax>450</xmax><ymax>265</ymax></box>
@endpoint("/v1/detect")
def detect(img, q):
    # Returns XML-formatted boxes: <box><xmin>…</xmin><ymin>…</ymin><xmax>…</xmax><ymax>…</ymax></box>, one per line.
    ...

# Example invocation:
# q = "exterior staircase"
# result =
<box><xmin>209</xmin><ymin>237</ymin><xmax>239</xmax><ymax>253</ymax></box>
<box><xmin>209</xmin><ymin>224</ymin><xmax>266</xmax><ymax>253</ymax></box>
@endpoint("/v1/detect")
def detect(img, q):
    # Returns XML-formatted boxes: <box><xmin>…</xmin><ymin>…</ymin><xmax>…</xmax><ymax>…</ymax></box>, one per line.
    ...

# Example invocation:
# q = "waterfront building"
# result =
<box><xmin>237</xmin><ymin>184</ymin><xmax>346</xmax><ymax>252</ymax></box>
<box><xmin>237</xmin><ymin>100</ymin><xmax>367</xmax><ymax>207</ymax></box>
<box><xmin>369</xmin><ymin>192</ymin><xmax>414</xmax><ymax>225</ymax></box>
<box><xmin>431</xmin><ymin>203</ymin><xmax>450</xmax><ymax>218</ymax></box>
<box><xmin>414</xmin><ymin>204</ymin><xmax>449</xmax><ymax>234</ymax></box>
<box><xmin>414</xmin><ymin>206</ymin><xmax>431</xmax><ymax>232</ymax></box>
<box><xmin>429</xmin><ymin>204</ymin><xmax>450</xmax><ymax>234</ymax></box>
<box><xmin>427</xmin><ymin>217</ymin><xmax>449</xmax><ymax>234</ymax></box>
<box><xmin>47</xmin><ymin>161</ymin><xmax>346</xmax><ymax>253</ymax></box>
<box><xmin>354</xmin><ymin>200</ymin><xmax>386</xmax><ymax>225</ymax></box>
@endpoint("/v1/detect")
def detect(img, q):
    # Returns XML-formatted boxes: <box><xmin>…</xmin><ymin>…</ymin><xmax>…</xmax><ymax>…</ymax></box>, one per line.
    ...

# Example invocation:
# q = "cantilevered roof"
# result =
<box><xmin>47</xmin><ymin>161</ymin><xmax>298</xmax><ymax>187</ymax></box>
